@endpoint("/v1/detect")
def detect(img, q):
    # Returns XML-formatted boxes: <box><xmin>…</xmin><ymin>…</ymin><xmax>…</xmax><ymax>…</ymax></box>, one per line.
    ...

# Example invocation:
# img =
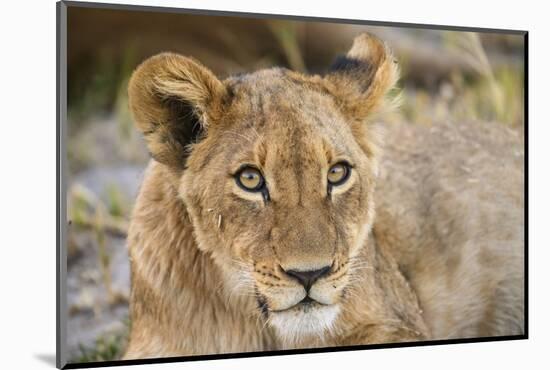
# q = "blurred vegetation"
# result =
<box><xmin>68</xmin><ymin>44</ymin><xmax>138</xmax><ymax>126</ymax></box>
<box><xmin>67</xmin><ymin>8</ymin><xmax>524</xmax><ymax>139</ymax></box>
<box><xmin>69</xmin><ymin>184</ymin><xmax>128</xmax><ymax>241</ymax></box>
<box><xmin>73</xmin><ymin>328</ymin><xmax>128</xmax><ymax>363</ymax></box>
<box><xmin>66</xmin><ymin>6</ymin><xmax>524</xmax><ymax>363</ymax></box>
<box><xmin>267</xmin><ymin>20</ymin><xmax>307</xmax><ymax>72</ymax></box>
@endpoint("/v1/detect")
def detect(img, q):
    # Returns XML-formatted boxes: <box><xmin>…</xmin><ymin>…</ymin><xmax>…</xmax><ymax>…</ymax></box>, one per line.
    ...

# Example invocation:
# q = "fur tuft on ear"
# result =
<box><xmin>325</xmin><ymin>33</ymin><xmax>400</xmax><ymax>121</ymax></box>
<box><xmin>128</xmin><ymin>53</ymin><xmax>227</xmax><ymax>169</ymax></box>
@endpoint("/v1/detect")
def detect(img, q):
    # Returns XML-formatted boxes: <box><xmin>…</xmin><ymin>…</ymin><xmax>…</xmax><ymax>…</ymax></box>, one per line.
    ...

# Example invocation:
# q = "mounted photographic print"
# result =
<box><xmin>56</xmin><ymin>1</ymin><xmax>527</xmax><ymax>368</ymax></box>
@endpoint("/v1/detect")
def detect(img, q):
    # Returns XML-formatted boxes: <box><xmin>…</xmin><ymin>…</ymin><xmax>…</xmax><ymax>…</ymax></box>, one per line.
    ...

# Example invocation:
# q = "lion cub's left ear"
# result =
<box><xmin>128</xmin><ymin>53</ymin><xmax>227</xmax><ymax>169</ymax></box>
<box><xmin>325</xmin><ymin>33</ymin><xmax>399</xmax><ymax>121</ymax></box>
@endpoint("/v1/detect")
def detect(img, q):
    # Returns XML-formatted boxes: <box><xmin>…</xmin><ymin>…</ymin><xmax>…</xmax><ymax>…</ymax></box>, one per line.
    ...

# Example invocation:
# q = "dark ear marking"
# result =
<box><xmin>328</xmin><ymin>56</ymin><xmax>375</xmax><ymax>94</ymax></box>
<box><xmin>329</xmin><ymin>56</ymin><xmax>370</xmax><ymax>74</ymax></box>
<box><xmin>128</xmin><ymin>53</ymin><xmax>227</xmax><ymax>169</ymax></box>
<box><xmin>324</xmin><ymin>33</ymin><xmax>399</xmax><ymax>120</ymax></box>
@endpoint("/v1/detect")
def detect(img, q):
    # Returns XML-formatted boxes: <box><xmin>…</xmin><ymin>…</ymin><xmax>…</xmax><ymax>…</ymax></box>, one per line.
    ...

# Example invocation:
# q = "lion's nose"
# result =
<box><xmin>284</xmin><ymin>266</ymin><xmax>331</xmax><ymax>292</ymax></box>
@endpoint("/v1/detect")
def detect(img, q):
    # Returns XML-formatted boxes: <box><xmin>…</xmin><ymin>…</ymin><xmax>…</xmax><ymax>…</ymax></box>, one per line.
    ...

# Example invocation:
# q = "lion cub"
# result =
<box><xmin>123</xmin><ymin>33</ymin><xmax>524</xmax><ymax>358</ymax></box>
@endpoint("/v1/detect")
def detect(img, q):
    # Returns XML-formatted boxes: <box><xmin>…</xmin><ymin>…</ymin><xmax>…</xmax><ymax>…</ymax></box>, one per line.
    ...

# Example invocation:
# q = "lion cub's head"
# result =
<box><xmin>128</xmin><ymin>34</ymin><xmax>398</xmax><ymax>343</ymax></box>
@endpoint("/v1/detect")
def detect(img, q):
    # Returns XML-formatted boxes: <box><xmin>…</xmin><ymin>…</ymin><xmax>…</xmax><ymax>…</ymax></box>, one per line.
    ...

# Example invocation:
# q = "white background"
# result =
<box><xmin>0</xmin><ymin>0</ymin><xmax>546</xmax><ymax>368</ymax></box>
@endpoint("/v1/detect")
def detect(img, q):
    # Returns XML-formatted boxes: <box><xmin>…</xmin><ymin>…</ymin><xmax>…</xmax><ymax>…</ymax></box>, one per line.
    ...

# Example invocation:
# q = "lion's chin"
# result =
<box><xmin>268</xmin><ymin>302</ymin><xmax>340</xmax><ymax>344</ymax></box>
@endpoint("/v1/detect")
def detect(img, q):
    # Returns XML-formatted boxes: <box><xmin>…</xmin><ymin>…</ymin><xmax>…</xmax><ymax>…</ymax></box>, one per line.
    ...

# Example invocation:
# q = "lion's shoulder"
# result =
<box><xmin>374</xmin><ymin>120</ymin><xmax>524</xmax><ymax>338</ymax></box>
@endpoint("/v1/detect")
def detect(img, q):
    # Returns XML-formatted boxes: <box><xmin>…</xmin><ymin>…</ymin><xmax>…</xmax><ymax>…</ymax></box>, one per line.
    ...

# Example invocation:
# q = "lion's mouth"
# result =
<box><xmin>299</xmin><ymin>296</ymin><xmax>315</xmax><ymax>305</ymax></box>
<box><xmin>268</xmin><ymin>295</ymin><xmax>330</xmax><ymax>314</ymax></box>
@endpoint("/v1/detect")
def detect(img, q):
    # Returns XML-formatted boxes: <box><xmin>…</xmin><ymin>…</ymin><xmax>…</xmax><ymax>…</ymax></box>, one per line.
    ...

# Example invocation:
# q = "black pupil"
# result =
<box><xmin>244</xmin><ymin>172</ymin><xmax>257</xmax><ymax>180</ymax></box>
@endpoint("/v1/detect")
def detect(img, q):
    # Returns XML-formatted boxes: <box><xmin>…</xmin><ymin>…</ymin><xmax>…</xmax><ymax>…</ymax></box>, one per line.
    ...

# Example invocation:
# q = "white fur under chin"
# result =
<box><xmin>268</xmin><ymin>304</ymin><xmax>341</xmax><ymax>345</ymax></box>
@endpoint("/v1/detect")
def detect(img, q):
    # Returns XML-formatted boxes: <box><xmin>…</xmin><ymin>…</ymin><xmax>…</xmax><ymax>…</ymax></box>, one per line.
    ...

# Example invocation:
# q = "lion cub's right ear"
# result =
<box><xmin>325</xmin><ymin>33</ymin><xmax>399</xmax><ymax>121</ymax></box>
<box><xmin>128</xmin><ymin>53</ymin><xmax>227</xmax><ymax>169</ymax></box>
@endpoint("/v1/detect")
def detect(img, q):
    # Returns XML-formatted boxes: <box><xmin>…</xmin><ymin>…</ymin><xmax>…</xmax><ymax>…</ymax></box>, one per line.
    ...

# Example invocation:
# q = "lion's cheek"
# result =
<box><xmin>346</xmin><ymin>219</ymin><xmax>372</xmax><ymax>259</ymax></box>
<box><xmin>257</xmin><ymin>286</ymin><xmax>305</xmax><ymax>311</ymax></box>
<box><xmin>309</xmin><ymin>279</ymin><xmax>347</xmax><ymax>305</ymax></box>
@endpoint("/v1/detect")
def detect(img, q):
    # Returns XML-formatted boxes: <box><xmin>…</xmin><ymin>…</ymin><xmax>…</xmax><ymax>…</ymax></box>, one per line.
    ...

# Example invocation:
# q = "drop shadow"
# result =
<box><xmin>34</xmin><ymin>353</ymin><xmax>57</xmax><ymax>367</ymax></box>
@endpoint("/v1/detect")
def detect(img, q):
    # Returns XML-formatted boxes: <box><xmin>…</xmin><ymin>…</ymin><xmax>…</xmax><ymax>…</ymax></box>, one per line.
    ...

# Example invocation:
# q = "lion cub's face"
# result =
<box><xmin>128</xmin><ymin>34</ymin><xmax>397</xmax><ymax>343</ymax></box>
<box><xmin>182</xmin><ymin>70</ymin><xmax>378</xmax><ymax>340</ymax></box>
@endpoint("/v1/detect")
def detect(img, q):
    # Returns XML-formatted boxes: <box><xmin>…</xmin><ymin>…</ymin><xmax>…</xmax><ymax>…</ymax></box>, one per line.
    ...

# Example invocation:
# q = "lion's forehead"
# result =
<box><xmin>225</xmin><ymin>69</ymin><xmax>342</xmax><ymax>126</ymax></box>
<box><xmin>217</xmin><ymin>71</ymin><xmax>357</xmax><ymax>159</ymax></box>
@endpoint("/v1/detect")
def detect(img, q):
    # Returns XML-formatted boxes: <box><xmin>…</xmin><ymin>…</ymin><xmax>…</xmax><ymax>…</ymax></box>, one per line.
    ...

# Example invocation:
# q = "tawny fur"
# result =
<box><xmin>123</xmin><ymin>33</ymin><xmax>524</xmax><ymax>359</ymax></box>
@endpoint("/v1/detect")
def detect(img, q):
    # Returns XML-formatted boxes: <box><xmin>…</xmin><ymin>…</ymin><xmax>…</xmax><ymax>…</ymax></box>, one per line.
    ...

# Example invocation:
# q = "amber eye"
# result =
<box><xmin>327</xmin><ymin>162</ymin><xmax>351</xmax><ymax>186</ymax></box>
<box><xmin>236</xmin><ymin>167</ymin><xmax>265</xmax><ymax>192</ymax></box>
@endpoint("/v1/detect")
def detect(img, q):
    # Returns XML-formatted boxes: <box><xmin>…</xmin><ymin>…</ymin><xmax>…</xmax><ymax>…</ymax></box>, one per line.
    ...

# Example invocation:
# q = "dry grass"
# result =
<box><xmin>267</xmin><ymin>20</ymin><xmax>306</xmax><ymax>72</ymax></box>
<box><xmin>68</xmin><ymin>184</ymin><xmax>129</xmax><ymax>306</ymax></box>
<box><xmin>397</xmin><ymin>32</ymin><xmax>523</xmax><ymax>127</ymax></box>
